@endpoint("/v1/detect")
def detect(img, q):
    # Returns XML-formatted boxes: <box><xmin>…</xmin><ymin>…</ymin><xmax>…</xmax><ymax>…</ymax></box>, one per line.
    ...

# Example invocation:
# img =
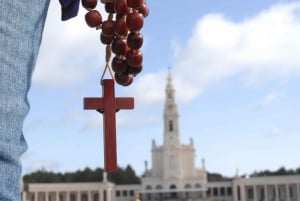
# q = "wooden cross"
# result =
<box><xmin>83</xmin><ymin>79</ymin><xmax>134</xmax><ymax>172</ymax></box>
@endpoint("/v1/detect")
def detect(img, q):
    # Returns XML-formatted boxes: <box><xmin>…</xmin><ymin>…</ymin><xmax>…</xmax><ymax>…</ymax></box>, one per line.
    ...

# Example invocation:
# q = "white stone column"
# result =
<box><xmin>203</xmin><ymin>189</ymin><xmax>207</xmax><ymax>200</ymax></box>
<box><xmin>77</xmin><ymin>191</ymin><xmax>80</xmax><ymax>201</ymax></box>
<box><xmin>275</xmin><ymin>185</ymin><xmax>279</xmax><ymax>201</ymax></box>
<box><xmin>241</xmin><ymin>185</ymin><xmax>246</xmax><ymax>201</ymax></box>
<box><xmin>108</xmin><ymin>190</ymin><xmax>111</xmax><ymax>201</ymax></box>
<box><xmin>253</xmin><ymin>185</ymin><xmax>257</xmax><ymax>201</ymax></box>
<box><xmin>99</xmin><ymin>191</ymin><xmax>102</xmax><ymax>201</ymax></box>
<box><xmin>34</xmin><ymin>192</ymin><xmax>38</xmax><ymax>201</ymax></box>
<box><xmin>265</xmin><ymin>185</ymin><xmax>268</xmax><ymax>201</ymax></box>
<box><xmin>286</xmin><ymin>184</ymin><xmax>290</xmax><ymax>201</ymax></box>
<box><xmin>296</xmin><ymin>184</ymin><xmax>300</xmax><ymax>201</ymax></box>
<box><xmin>66</xmin><ymin>191</ymin><xmax>70</xmax><ymax>201</ymax></box>
<box><xmin>45</xmin><ymin>191</ymin><xmax>49</xmax><ymax>201</ymax></box>
<box><xmin>22</xmin><ymin>191</ymin><xmax>26</xmax><ymax>201</ymax></box>
<box><xmin>233</xmin><ymin>185</ymin><xmax>239</xmax><ymax>201</ymax></box>
<box><xmin>56</xmin><ymin>191</ymin><xmax>59</xmax><ymax>201</ymax></box>
<box><xmin>88</xmin><ymin>191</ymin><xmax>92</xmax><ymax>201</ymax></box>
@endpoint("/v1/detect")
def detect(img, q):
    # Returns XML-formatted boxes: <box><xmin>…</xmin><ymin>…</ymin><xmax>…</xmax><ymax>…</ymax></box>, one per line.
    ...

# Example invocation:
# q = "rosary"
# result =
<box><xmin>82</xmin><ymin>0</ymin><xmax>149</xmax><ymax>172</ymax></box>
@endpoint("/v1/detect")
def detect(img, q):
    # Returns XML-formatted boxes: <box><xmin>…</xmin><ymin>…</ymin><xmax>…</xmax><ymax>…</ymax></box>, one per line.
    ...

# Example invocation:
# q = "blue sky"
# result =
<box><xmin>22</xmin><ymin>0</ymin><xmax>300</xmax><ymax>177</ymax></box>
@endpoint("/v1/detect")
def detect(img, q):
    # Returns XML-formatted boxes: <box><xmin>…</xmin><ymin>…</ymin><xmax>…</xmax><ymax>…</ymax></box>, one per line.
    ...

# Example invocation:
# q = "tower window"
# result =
<box><xmin>169</xmin><ymin>120</ymin><xmax>173</xmax><ymax>132</ymax></box>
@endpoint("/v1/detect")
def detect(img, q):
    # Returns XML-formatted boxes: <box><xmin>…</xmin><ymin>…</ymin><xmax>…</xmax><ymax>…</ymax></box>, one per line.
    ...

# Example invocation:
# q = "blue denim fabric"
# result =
<box><xmin>0</xmin><ymin>1</ymin><xmax>50</xmax><ymax>200</ymax></box>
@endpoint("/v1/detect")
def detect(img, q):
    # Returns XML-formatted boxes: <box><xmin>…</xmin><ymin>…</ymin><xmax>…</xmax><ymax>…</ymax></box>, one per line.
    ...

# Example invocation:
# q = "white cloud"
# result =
<box><xmin>256</xmin><ymin>91</ymin><xmax>282</xmax><ymax>109</ymax></box>
<box><xmin>33</xmin><ymin>1</ymin><xmax>107</xmax><ymax>88</ymax></box>
<box><xmin>34</xmin><ymin>2</ymin><xmax>300</xmax><ymax>104</ymax></box>
<box><xmin>265</xmin><ymin>127</ymin><xmax>281</xmax><ymax>138</ymax></box>
<box><xmin>171</xmin><ymin>2</ymin><xmax>300</xmax><ymax>99</ymax></box>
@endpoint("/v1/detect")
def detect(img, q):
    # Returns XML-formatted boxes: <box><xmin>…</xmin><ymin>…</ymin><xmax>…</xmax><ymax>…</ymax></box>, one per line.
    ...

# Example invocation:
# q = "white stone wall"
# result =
<box><xmin>151</xmin><ymin>146</ymin><xmax>163</xmax><ymax>177</ymax></box>
<box><xmin>181</xmin><ymin>145</ymin><xmax>196</xmax><ymax>178</ymax></box>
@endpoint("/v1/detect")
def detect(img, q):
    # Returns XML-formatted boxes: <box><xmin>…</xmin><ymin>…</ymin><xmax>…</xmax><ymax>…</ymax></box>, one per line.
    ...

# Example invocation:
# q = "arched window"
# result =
<box><xmin>146</xmin><ymin>185</ymin><xmax>152</xmax><ymax>200</ymax></box>
<box><xmin>169</xmin><ymin>120</ymin><xmax>173</xmax><ymax>132</ymax></box>
<box><xmin>170</xmin><ymin>185</ymin><xmax>177</xmax><ymax>199</ymax></box>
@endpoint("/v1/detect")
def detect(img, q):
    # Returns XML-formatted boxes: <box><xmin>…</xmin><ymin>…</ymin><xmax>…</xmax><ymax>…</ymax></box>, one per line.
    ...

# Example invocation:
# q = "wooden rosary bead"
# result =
<box><xmin>85</xmin><ymin>10</ymin><xmax>102</xmax><ymax>28</ymax></box>
<box><xmin>105</xmin><ymin>3</ymin><xmax>115</xmax><ymax>13</ymax></box>
<box><xmin>114</xmin><ymin>17</ymin><xmax>129</xmax><ymax>36</ymax></box>
<box><xmin>82</xmin><ymin>0</ymin><xmax>149</xmax><ymax>86</ymax></box>
<box><xmin>138</xmin><ymin>4</ymin><xmax>149</xmax><ymax>17</ymax></box>
<box><xmin>115</xmin><ymin>73</ymin><xmax>133</xmax><ymax>86</ymax></box>
<box><xmin>115</xmin><ymin>0</ymin><xmax>131</xmax><ymax>15</ymax></box>
<box><xmin>82</xmin><ymin>0</ymin><xmax>98</xmax><ymax>10</ymax></box>
<box><xmin>127</xmin><ymin>32</ymin><xmax>143</xmax><ymax>50</ymax></box>
<box><xmin>126</xmin><ymin>12</ymin><xmax>144</xmax><ymax>31</ymax></box>
<box><xmin>102</xmin><ymin>20</ymin><xmax>115</xmax><ymax>36</ymax></box>
<box><xmin>128</xmin><ymin>64</ymin><xmax>142</xmax><ymax>75</ymax></box>
<box><xmin>124</xmin><ymin>74</ymin><xmax>134</xmax><ymax>86</ymax></box>
<box><xmin>126</xmin><ymin>49</ymin><xmax>143</xmax><ymax>67</ymax></box>
<box><xmin>100</xmin><ymin>32</ymin><xmax>114</xmax><ymax>45</ymax></box>
<box><xmin>112</xmin><ymin>56</ymin><xmax>128</xmax><ymax>74</ymax></box>
<box><xmin>127</xmin><ymin>0</ymin><xmax>144</xmax><ymax>9</ymax></box>
<box><xmin>112</xmin><ymin>37</ymin><xmax>128</xmax><ymax>56</ymax></box>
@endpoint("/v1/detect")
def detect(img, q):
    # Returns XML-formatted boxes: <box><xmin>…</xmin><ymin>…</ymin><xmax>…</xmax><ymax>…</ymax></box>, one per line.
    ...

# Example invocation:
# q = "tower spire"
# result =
<box><xmin>163</xmin><ymin>72</ymin><xmax>180</xmax><ymax>147</ymax></box>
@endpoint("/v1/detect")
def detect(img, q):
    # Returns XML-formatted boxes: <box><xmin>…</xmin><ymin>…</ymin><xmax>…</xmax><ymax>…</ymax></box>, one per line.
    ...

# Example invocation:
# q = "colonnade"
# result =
<box><xmin>235</xmin><ymin>183</ymin><xmax>300</xmax><ymax>201</ymax></box>
<box><xmin>22</xmin><ymin>189</ymin><xmax>110</xmax><ymax>201</ymax></box>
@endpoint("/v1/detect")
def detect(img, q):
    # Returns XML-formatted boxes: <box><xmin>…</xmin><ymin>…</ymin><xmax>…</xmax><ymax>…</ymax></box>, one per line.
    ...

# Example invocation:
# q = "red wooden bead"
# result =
<box><xmin>100</xmin><ymin>33</ymin><xmax>114</xmax><ymax>45</ymax></box>
<box><xmin>127</xmin><ymin>32</ymin><xmax>143</xmax><ymax>50</ymax></box>
<box><xmin>138</xmin><ymin>4</ymin><xmax>149</xmax><ymax>17</ymax></box>
<box><xmin>82</xmin><ymin>0</ymin><xmax>98</xmax><ymax>10</ymax></box>
<box><xmin>115</xmin><ymin>73</ymin><xmax>133</xmax><ymax>86</ymax></box>
<box><xmin>112</xmin><ymin>56</ymin><xmax>128</xmax><ymax>74</ymax></box>
<box><xmin>85</xmin><ymin>10</ymin><xmax>102</xmax><ymax>28</ymax></box>
<box><xmin>126</xmin><ymin>49</ymin><xmax>143</xmax><ymax>67</ymax></box>
<box><xmin>124</xmin><ymin>75</ymin><xmax>134</xmax><ymax>86</ymax></box>
<box><xmin>114</xmin><ymin>0</ymin><xmax>130</xmax><ymax>14</ymax></box>
<box><xmin>114</xmin><ymin>17</ymin><xmax>129</xmax><ymax>36</ymax></box>
<box><xmin>112</xmin><ymin>38</ymin><xmax>128</xmax><ymax>56</ymax></box>
<box><xmin>102</xmin><ymin>20</ymin><xmax>115</xmax><ymax>36</ymax></box>
<box><xmin>128</xmin><ymin>64</ymin><xmax>142</xmax><ymax>75</ymax></box>
<box><xmin>127</xmin><ymin>0</ymin><xmax>144</xmax><ymax>9</ymax></box>
<box><xmin>105</xmin><ymin>3</ymin><xmax>115</xmax><ymax>13</ymax></box>
<box><xmin>126</xmin><ymin>12</ymin><xmax>144</xmax><ymax>31</ymax></box>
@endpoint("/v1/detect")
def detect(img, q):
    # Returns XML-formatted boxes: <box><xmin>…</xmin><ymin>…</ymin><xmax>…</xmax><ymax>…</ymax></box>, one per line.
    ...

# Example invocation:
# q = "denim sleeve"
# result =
<box><xmin>59</xmin><ymin>0</ymin><xmax>80</xmax><ymax>21</ymax></box>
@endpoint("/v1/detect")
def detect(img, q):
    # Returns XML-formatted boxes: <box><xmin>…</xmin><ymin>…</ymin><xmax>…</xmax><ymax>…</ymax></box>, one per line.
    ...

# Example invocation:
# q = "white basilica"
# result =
<box><xmin>22</xmin><ymin>75</ymin><xmax>300</xmax><ymax>201</ymax></box>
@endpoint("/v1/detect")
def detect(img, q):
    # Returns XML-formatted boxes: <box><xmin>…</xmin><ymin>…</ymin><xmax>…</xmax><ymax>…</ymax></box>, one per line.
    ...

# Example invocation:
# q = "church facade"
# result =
<box><xmin>22</xmin><ymin>76</ymin><xmax>300</xmax><ymax>201</ymax></box>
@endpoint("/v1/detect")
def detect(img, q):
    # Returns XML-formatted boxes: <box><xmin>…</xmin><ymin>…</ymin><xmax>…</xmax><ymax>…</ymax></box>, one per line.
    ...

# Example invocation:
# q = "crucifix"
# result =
<box><xmin>83</xmin><ymin>79</ymin><xmax>134</xmax><ymax>172</ymax></box>
<box><xmin>81</xmin><ymin>0</ymin><xmax>149</xmax><ymax>173</ymax></box>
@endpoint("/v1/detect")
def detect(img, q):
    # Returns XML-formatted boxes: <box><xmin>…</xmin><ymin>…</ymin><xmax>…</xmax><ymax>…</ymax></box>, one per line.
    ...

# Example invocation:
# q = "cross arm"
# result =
<box><xmin>116</xmin><ymin>98</ymin><xmax>134</xmax><ymax>110</ymax></box>
<box><xmin>83</xmin><ymin>97</ymin><xmax>104</xmax><ymax>109</ymax></box>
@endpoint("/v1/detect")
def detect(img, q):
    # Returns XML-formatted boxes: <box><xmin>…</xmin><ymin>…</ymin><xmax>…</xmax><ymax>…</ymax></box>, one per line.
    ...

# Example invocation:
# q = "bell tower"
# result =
<box><xmin>143</xmin><ymin>72</ymin><xmax>207</xmax><ymax>184</ymax></box>
<box><xmin>162</xmin><ymin>73</ymin><xmax>183</xmax><ymax>179</ymax></box>
<box><xmin>163</xmin><ymin>74</ymin><xmax>180</xmax><ymax>147</ymax></box>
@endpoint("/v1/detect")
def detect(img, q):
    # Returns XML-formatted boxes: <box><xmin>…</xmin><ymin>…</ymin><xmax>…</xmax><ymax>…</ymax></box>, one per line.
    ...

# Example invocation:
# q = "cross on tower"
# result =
<box><xmin>84</xmin><ymin>79</ymin><xmax>134</xmax><ymax>172</ymax></box>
